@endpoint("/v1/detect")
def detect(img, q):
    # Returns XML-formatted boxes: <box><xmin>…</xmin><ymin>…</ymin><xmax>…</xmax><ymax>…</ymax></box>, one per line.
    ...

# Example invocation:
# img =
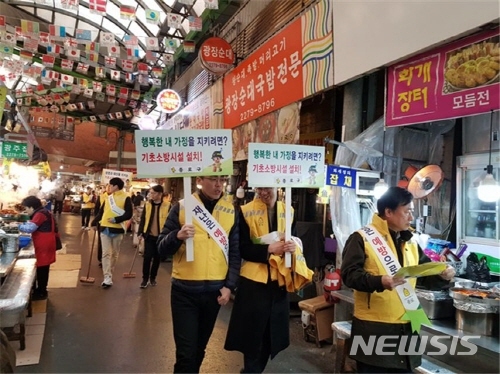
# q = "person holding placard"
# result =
<box><xmin>157</xmin><ymin>176</ymin><xmax>240</xmax><ymax>374</ymax></box>
<box><xmin>91</xmin><ymin>178</ymin><xmax>133</xmax><ymax>288</ymax></box>
<box><xmin>341</xmin><ymin>187</ymin><xmax>455</xmax><ymax>373</ymax></box>
<box><xmin>225</xmin><ymin>186</ymin><xmax>307</xmax><ymax>374</ymax></box>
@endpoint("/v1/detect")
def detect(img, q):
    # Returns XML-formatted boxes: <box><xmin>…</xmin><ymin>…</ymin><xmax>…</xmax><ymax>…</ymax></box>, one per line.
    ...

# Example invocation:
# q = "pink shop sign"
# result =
<box><xmin>386</xmin><ymin>28</ymin><xmax>499</xmax><ymax>127</ymax></box>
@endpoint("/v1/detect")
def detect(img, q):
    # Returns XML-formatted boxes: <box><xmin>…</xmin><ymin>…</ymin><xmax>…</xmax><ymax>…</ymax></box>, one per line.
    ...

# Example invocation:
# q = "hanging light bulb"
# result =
<box><xmin>373</xmin><ymin>126</ymin><xmax>389</xmax><ymax>199</ymax></box>
<box><xmin>478</xmin><ymin>111</ymin><xmax>500</xmax><ymax>202</ymax></box>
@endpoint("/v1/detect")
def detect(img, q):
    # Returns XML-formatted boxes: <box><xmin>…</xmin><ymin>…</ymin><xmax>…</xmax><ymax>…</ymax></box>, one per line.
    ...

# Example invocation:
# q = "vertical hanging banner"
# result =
<box><xmin>386</xmin><ymin>27</ymin><xmax>499</xmax><ymax>127</ymax></box>
<box><xmin>223</xmin><ymin>0</ymin><xmax>333</xmax><ymax>129</ymax></box>
<box><xmin>135</xmin><ymin>129</ymin><xmax>232</xmax><ymax>178</ymax></box>
<box><xmin>247</xmin><ymin>143</ymin><xmax>325</xmax><ymax>188</ymax></box>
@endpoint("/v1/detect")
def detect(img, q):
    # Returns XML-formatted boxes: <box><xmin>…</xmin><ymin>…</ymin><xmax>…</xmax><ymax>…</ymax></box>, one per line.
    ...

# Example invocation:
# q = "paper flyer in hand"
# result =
<box><xmin>252</xmin><ymin>231</ymin><xmax>283</xmax><ymax>245</ymax></box>
<box><xmin>395</xmin><ymin>262</ymin><xmax>447</xmax><ymax>278</ymax></box>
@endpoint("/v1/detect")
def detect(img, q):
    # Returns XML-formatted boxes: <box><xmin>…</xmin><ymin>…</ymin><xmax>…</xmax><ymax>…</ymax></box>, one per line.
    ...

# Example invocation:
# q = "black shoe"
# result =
<box><xmin>32</xmin><ymin>291</ymin><xmax>48</xmax><ymax>301</ymax></box>
<box><xmin>149</xmin><ymin>279</ymin><xmax>157</xmax><ymax>286</ymax></box>
<box><xmin>140</xmin><ymin>280</ymin><xmax>148</xmax><ymax>288</ymax></box>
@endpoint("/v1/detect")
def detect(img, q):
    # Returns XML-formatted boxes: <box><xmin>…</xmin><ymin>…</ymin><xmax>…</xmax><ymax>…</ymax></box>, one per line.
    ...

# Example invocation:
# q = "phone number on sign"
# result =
<box><xmin>239</xmin><ymin>98</ymin><xmax>275</xmax><ymax>121</ymax></box>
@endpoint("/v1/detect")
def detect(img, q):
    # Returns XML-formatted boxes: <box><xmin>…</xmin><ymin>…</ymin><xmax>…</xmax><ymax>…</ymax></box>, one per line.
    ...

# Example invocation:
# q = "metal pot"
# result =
<box><xmin>456</xmin><ymin>309</ymin><xmax>499</xmax><ymax>336</ymax></box>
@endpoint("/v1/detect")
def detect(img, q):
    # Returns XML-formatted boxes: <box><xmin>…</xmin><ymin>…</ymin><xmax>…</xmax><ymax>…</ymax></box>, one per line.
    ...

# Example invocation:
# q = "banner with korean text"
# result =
<box><xmin>386</xmin><ymin>28</ymin><xmax>499</xmax><ymax>127</ymax></box>
<box><xmin>101</xmin><ymin>168</ymin><xmax>133</xmax><ymax>184</ymax></box>
<box><xmin>326</xmin><ymin>165</ymin><xmax>357</xmax><ymax>189</ymax></box>
<box><xmin>135</xmin><ymin>129</ymin><xmax>232</xmax><ymax>178</ymax></box>
<box><xmin>223</xmin><ymin>0</ymin><xmax>333</xmax><ymax>129</ymax></box>
<box><xmin>247</xmin><ymin>143</ymin><xmax>325</xmax><ymax>188</ymax></box>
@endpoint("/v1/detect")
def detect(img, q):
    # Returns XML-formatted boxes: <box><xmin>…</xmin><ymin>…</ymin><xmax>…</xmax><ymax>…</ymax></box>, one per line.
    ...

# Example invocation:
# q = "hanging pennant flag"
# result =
<box><xmin>128</xmin><ymin>100</ymin><xmax>138</xmax><ymax>108</ymax></box>
<box><xmin>167</xmin><ymin>13</ymin><xmax>182</xmax><ymax>29</ymax></box>
<box><xmin>95</xmin><ymin>67</ymin><xmax>106</xmax><ymax>78</ymax></box>
<box><xmin>87</xmin><ymin>52</ymin><xmax>99</xmax><ymax>65</ymax></box>
<box><xmin>107</xmin><ymin>112</ymin><xmax>115</xmax><ymax>119</ymax></box>
<box><xmin>19</xmin><ymin>49</ymin><xmax>33</xmax><ymax>61</ymax></box>
<box><xmin>151</xmin><ymin>78</ymin><xmax>162</xmax><ymax>87</ymax></box>
<box><xmin>204</xmin><ymin>0</ymin><xmax>219</xmax><ymax>9</ymax></box>
<box><xmin>125</xmin><ymin>72</ymin><xmax>134</xmax><ymax>83</ymax></box>
<box><xmin>120</xmin><ymin>5</ymin><xmax>136</xmax><ymax>20</ymax></box>
<box><xmin>151</xmin><ymin>66</ymin><xmax>163</xmax><ymax>78</ymax></box>
<box><xmin>71</xmin><ymin>86</ymin><xmax>81</xmax><ymax>95</ymax></box>
<box><xmin>183</xmin><ymin>40</ymin><xmax>195</xmax><ymax>53</ymax></box>
<box><xmin>76</xmin><ymin>62</ymin><xmax>89</xmax><ymax>74</ymax></box>
<box><xmin>122</xmin><ymin>59</ymin><xmax>134</xmax><ymax>72</ymax></box>
<box><xmin>86</xmin><ymin>42</ymin><xmax>100</xmax><ymax>52</ymax></box>
<box><xmin>106</xmin><ymin>84</ymin><xmax>116</xmax><ymax>96</ymax></box>
<box><xmin>124</xmin><ymin>35</ymin><xmax>139</xmax><ymax>47</ymax></box>
<box><xmin>64</xmin><ymin>37</ymin><xmax>79</xmax><ymax>49</ymax></box>
<box><xmin>1</xmin><ymin>33</ymin><xmax>16</xmax><ymax>45</ymax></box>
<box><xmin>92</xmin><ymin>81</ymin><xmax>103</xmax><ymax>92</ymax></box>
<box><xmin>76</xmin><ymin>102</ymin><xmax>85</xmax><ymax>110</ymax></box>
<box><xmin>89</xmin><ymin>0</ymin><xmax>107</xmax><ymax>14</ymax></box>
<box><xmin>188</xmin><ymin>16</ymin><xmax>203</xmax><ymax>32</ymax></box>
<box><xmin>61</xmin><ymin>59</ymin><xmax>74</xmax><ymax>71</ymax></box>
<box><xmin>42</xmin><ymin>54</ymin><xmax>55</xmax><ymax>68</ymax></box>
<box><xmin>145</xmin><ymin>37</ymin><xmax>159</xmax><ymax>51</ymax></box>
<box><xmin>100</xmin><ymin>32</ymin><xmax>114</xmax><ymax>47</ymax></box>
<box><xmin>0</xmin><ymin>16</ymin><xmax>5</xmax><ymax>30</ymax></box>
<box><xmin>126</xmin><ymin>47</ymin><xmax>140</xmax><ymax>60</ymax></box>
<box><xmin>75</xmin><ymin>29</ymin><xmax>92</xmax><ymax>41</ymax></box>
<box><xmin>145</xmin><ymin>50</ymin><xmax>157</xmax><ymax>62</ymax></box>
<box><xmin>0</xmin><ymin>44</ymin><xmax>13</xmax><ymax>55</ymax></box>
<box><xmin>164</xmin><ymin>38</ymin><xmax>178</xmax><ymax>53</ymax></box>
<box><xmin>89</xmin><ymin>115</ymin><xmax>97</xmax><ymax>122</ymax></box>
<box><xmin>96</xmin><ymin>92</ymin><xmax>106</xmax><ymax>102</ymax></box>
<box><xmin>163</xmin><ymin>53</ymin><xmax>174</xmax><ymax>66</ymax></box>
<box><xmin>115</xmin><ymin>112</ymin><xmax>123</xmax><ymax>119</ymax></box>
<box><xmin>110</xmin><ymin>70</ymin><xmax>121</xmax><ymax>81</ymax></box>
<box><xmin>124</xmin><ymin>110</ymin><xmax>132</xmax><ymax>118</ymax></box>
<box><xmin>61</xmin><ymin>0</ymin><xmax>79</xmax><ymax>10</ymax></box>
<box><xmin>107</xmin><ymin>96</ymin><xmax>116</xmax><ymax>104</ymax></box>
<box><xmin>104</xmin><ymin>56</ymin><xmax>116</xmax><ymax>68</ymax></box>
<box><xmin>66</xmin><ymin>48</ymin><xmax>81</xmax><ymax>60</ymax></box>
<box><xmin>78</xmin><ymin>78</ymin><xmax>88</xmax><ymax>88</ymax></box>
<box><xmin>137</xmin><ymin>62</ymin><xmax>148</xmax><ymax>75</ymax></box>
<box><xmin>23</xmin><ymin>37</ymin><xmax>39</xmax><ymax>52</ymax></box>
<box><xmin>137</xmin><ymin>74</ymin><xmax>149</xmax><ymax>85</ymax></box>
<box><xmin>108</xmin><ymin>45</ymin><xmax>120</xmax><ymax>57</ymax></box>
<box><xmin>21</xmin><ymin>20</ymin><xmax>40</xmax><ymax>35</ymax></box>
<box><xmin>83</xmin><ymin>88</ymin><xmax>94</xmax><ymax>98</ymax></box>
<box><xmin>130</xmin><ymin>90</ymin><xmax>141</xmax><ymax>100</ymax></box>
<box><xmin>49</xmin><ymin>25</ymin><xmax>66</xmax><ymax>39</ymax></box>
<box><xmin>119</xmin><ymin>87</ymin><xmax>129</xmax><ymax>99</ymax></box>
<box><xmin>60</xmin><ymin>73</ymin><xmax>74</xmax><ymax>85</ymax></box>
<box><xmin>145</xmin><ymin>9</ymin><xmax>160</xmax><ymax>24</ymax></box>
<box><xmin>38</xmin><ymin>32</ymin><xmax>50</xmax><ymax>45</ymax></box>
<box><xmin>46</xmin><ymin>43</ymin><xmax>63</xmax><ymax>55</ymax></box>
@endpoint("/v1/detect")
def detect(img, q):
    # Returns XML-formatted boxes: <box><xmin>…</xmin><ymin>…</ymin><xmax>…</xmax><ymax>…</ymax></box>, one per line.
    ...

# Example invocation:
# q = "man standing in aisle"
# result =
<box><xmin>81</xmin><ymin>186</ymin><xmax>94</xmax><ymax>230</ymax></box>
<box><xmin>53</xmin><ymin>187</ymin><xmax>65</xmax><ymax>215</ymax></box>
<box><xmin>92</xmin><ymin>178</ymin><xmax>133</xmax><ymax>288</ymax></box>
<box><xmin>341</xmin><ymin>187</ymin><xmax>455</xmax><ymax>373</ymax></box>
<box><xmin>157</xmin><ymin>176</ymin><xmax>240</xmax><ymax>373</ymax></box>
<box><xmin>137</xmin><ymin>184</ymin><xmax>170</xmax><ymax>288</ymax></box>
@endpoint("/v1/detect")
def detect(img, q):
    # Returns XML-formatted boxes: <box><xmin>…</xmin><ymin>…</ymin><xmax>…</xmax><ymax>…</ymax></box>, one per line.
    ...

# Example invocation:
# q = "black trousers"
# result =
<box><xmin>81</xmin><ymin>208</ymin><xmax>91</xmax><ymax>227</ymax></box>
<box><xmin>36</xmin><ymin>265</ymin><xmax>50</xmax><ymax>294</ymax></box>
<box><xmin>96</xmin><ymin>224</ymin><xmax>102</xmax><ymax>263</ymax></box>
<box><xmin>171</xmin><ymin>286</ymin><xmax>221</xmax><ymax>373</ymax></box>
<box><xmin>242</xmin><ymin>321</ymin><xmax>272</xmax><ymax>373</ymax></box>
<box><xmin>54</xmin><ymin>200</ymin><xmax>64</xmax><ymax>214</ymax></box>
<box><xmin>142</xmin><ymin>235</ymin><xmax>160</xmax><ymax>281</ymax></box>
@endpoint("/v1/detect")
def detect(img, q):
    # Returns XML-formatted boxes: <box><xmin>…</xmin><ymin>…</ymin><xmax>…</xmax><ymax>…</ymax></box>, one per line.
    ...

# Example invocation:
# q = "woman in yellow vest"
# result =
<box><xmin>224</xmin><ymin>187</ymin><xmax>297</xmax><ymax>373</ymax></box>
<box><xmin>91</xmin><ymin>178</ymin><xmax>133</xmax><ymax>288</ymax></box>
<box><xmin>81</xmin><ymin>186</ymin><xmax>95</xmax><ymax>230</ymax></box>
<box><xmin>341</xmin><ymin>187</ymin><xmax>455</xmax><ymax>373</ymax></box>
<box><xmin>157</xmin><ymin>176</ymin><xmax>240</xmax><ymax>373</ymax></box>
<box><xmin>137</xmin><ymin>184</ymin><xmax>170</xmax><ymax>288</ymax></box>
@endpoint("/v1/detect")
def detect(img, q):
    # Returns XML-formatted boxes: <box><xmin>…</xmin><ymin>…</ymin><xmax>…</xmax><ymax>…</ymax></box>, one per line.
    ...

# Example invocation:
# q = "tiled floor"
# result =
<box><xmin>15</xmin><ymin>301</ymin><xmax>47</xmax><ymax>366</ymax></box>
<box><xmin>14</xmin><ymin>213</ymin><xmax>335</xmax><ymax>373</ymax></box>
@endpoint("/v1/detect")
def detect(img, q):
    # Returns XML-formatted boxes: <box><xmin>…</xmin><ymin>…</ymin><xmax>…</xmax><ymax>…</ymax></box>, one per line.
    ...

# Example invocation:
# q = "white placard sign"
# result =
<box><xmin>135</xmin><ymin>129</ymin><xmax>233</xmax><ymax>178</ymax></box>
<box><xmin>101</xmin><ymin>169</ymin><xmax>133</xmax><ymax>185</ymax></box>
<box><xmin>247</xmin><ymin>143</ymin><xmax>325</xmax><ymax>188</ymax></box>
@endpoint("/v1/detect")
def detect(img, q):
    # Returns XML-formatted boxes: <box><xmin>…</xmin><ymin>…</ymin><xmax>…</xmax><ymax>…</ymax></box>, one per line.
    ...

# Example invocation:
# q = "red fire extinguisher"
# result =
<box><xmin>323</xmin><ymin>268</ymin><xmax>341</xmax><ymax>303</ymax></box>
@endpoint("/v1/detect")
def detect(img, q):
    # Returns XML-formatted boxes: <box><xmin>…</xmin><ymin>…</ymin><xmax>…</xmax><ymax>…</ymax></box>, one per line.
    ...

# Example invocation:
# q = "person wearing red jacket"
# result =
<box><xmin>19</xmin><ymin>196</ymin><xmax>58</xmax><ymax>300</ymax></box>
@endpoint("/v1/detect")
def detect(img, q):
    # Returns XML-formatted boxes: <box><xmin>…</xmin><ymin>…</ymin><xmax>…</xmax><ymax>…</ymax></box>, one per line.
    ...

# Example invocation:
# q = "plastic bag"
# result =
<box><xmin>465</xmin><ymin>252</ymin><xmax>491</xmax><ymax>282</ymax></box>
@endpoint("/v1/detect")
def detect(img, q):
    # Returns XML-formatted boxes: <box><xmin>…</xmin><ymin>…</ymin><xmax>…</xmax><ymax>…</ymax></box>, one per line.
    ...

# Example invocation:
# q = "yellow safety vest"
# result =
<box><xmin>240</xmin><ymin>199</ymin><xmax>291</xmax><ymax>284</ymax></box>
<box><xmin>354</xmin><ymin>214</ymin><xmax>419</xmax><ymax>323</ymax></box>
<box><xmin>142</xmin><ymin>201</ymin><xmax>170</xmax><ymax>234</ymax></box>
<box><xmin>101</xmin><ymin>189</ymin><xmax>128</xmax><ymax>231</ymax></box>
<box><xmin>173</xmin><ymin>193</ymin><xmax>235</xmax><ymax>281</ymax></box>
<box><xmin>82</xmin><ymin>193</ymin><xmax>95</xmax><ymax>209</ymax></box>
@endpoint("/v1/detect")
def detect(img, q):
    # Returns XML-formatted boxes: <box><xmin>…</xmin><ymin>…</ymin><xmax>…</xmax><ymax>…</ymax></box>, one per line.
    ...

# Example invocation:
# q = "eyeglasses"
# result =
<box><xmin>203</xmin><ymin>177</ymin><xmax>228</xmax><ymax>184</ymax></box>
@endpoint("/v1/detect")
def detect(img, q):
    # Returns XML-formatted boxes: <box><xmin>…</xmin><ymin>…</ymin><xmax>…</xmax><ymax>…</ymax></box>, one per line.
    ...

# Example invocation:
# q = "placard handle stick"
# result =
<box><xmin>183</xmin><ymin>177</ymin><xmax>194</xmax><ymax>262</ymax></box>
<box><xmin>285</xmin><ymin>186</ymin><xmax>292</xmax><ymax>268</ymax></box>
